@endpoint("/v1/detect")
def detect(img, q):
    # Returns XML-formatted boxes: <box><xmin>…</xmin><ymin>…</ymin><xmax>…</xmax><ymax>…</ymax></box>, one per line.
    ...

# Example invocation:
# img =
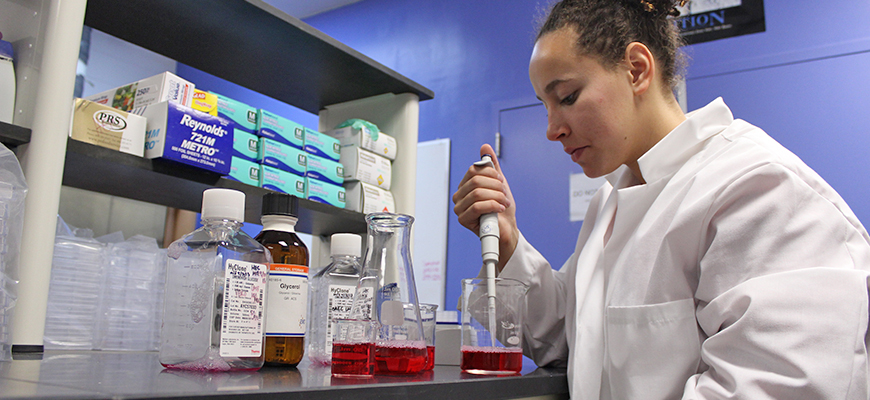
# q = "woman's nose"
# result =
<box><xmin>545</xmin><ymin>113</ymin><xmax>568</xmax><ymax>141</ymax></box>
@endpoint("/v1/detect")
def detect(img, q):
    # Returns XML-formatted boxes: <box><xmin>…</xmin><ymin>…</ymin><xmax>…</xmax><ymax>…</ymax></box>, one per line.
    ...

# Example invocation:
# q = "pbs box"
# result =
<box><xmin>341</xmin><ymin>147</ymin><xmax>392</xmax><ymax>190</ymax></box>
<box><xmin>344</xmin><ymin>181</ymin><xmax>395</xmax><ymax>213</ymax></box>
<box><xmin>69</xmin><ymin>98</ymin><xmax>146</xmax><ymax>157</ymax></box>
<box><xmin>327</xmin><ymin>126</ymin><xmax>397</xmax><ymax>160</ymax></box>
<box><xmin>85</xmin><ymin>71</ymin><xmax>194</xmax><ymax>112</ymax></box>
<box><xmin>135</xmin><ymin>101</ymin><xmax>233</xmax><ymax>175</ymax></box>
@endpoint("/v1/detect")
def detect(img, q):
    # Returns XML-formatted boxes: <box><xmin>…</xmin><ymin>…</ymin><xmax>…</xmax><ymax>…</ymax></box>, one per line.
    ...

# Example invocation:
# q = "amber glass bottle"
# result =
<box><xmin>255</xmin><ymin>193</ymin><xmax>309</xmax><ymax>367</ymax></box>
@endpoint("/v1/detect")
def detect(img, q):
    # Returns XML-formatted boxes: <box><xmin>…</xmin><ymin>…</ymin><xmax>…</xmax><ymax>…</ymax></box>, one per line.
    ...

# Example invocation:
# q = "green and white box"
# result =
<box><xmin>232</xmin><ymin>129</ymin><xmax>259</xmax><ymax>162</ymax></box>
<box><xmin>212</xmin><ymin>92</ymin><xmax>258</xmax><ymax>133</ymax></box>
<box><xmin>257</xmin><ymin>109</ymin><xmax>304</xmax><ymax>149</ymax></box>
<box><xmin>341</xmin><ymin>147</ymin><xmax>392</xmax><ymax>190</ymax></box>
<box><xmin>228</xmin><ymin>156</ymin><xmax>261</xmax><ymax>187</ymax></box>
<box><xmin>306</xmin><ymin>178</ymin><xmax>345</xmax><ymax>208</ymax></box>
<box><xmin>327</xmin><ymin>126</ymin><xmax>397</xmax><ymax>160</ymax></box>
<box><xmin>303</xmin><ymin>127</ymin><xmax>341</xmax><ymax>162</ymax></box>
<box><xmin>259</xmin><ymin>137</ymin><xmax>306</xmax><ymax>176</ymax></box>
<box><xmin>305</xmin><ymin>153</ymin><xmax>344</xmax><ymax>186</ymax></box>
<box><xmin>344</xmin><ymin>181</ymin><xmax>395</xmax><ymax>213</ymax></box>
<box><xmin>260</xmin><ymin>165</ymin><xmax>306</xmax><ymax>196</ymax></box>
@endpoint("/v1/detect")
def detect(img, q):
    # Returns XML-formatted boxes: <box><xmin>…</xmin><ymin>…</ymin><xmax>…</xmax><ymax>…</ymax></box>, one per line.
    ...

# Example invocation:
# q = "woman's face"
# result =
<box><xmin>529</xmin><ymin>28</ymin><xmax>642</xmax><ymax>178</ymax></box>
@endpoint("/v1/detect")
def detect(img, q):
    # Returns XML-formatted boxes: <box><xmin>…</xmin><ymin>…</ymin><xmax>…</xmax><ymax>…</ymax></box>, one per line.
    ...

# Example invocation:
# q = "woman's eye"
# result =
<box><xmin>560</xmin><ymin>91</ymin><xmax>578</xmax><ymax>105</ymax></box>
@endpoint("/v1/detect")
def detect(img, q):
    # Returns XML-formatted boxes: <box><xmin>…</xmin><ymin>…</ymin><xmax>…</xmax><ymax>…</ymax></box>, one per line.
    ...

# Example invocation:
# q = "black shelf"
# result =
<box><xmin>0</xmin><ymin>124</ymin><xmax>366</xmax><ymax>235</ymax></box>
<box><xmin>0</xmin><ymin>121</ymin><xmax>31</xmax><ymax>147</ymax></box>
<box><xmin>83</xmin><ymin>0</ymin><xmax>434</xmax><ymax>115</ymax></box>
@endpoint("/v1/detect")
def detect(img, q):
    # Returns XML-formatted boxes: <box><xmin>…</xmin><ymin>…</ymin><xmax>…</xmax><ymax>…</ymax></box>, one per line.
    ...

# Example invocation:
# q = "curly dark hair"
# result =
<box><xmin>536</xmin><ymin>0</ymin><xmax>687</xmax><ymax>92</ymax></box>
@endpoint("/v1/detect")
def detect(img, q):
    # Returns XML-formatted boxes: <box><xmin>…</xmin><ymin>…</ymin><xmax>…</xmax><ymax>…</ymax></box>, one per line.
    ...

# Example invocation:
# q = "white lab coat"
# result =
<box><xmin>499</xmin><ymin>98</ymin><xmax>870</xmax><ymax>399</ymax></box>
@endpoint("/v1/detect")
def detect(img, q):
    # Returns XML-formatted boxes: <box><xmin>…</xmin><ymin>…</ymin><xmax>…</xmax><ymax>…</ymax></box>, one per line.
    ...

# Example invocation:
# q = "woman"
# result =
<box><xmin>452</xmin><ymin>0</ymin><xmax>870</xmax><ymax>398</ymax></box>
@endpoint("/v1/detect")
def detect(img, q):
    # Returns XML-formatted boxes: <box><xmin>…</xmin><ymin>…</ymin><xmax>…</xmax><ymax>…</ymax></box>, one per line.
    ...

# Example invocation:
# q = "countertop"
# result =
<box><xmin>0</xmin><ymin>351</ymin><xmax>568</xmax><ymax>400</ymax></box>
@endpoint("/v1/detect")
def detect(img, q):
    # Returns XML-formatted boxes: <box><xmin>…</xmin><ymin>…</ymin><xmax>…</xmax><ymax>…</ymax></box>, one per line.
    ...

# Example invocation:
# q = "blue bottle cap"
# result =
<box><xmin>0</xmin><ymin>40</ymin><xmax>13</xmax><ymax>61</ymax></box>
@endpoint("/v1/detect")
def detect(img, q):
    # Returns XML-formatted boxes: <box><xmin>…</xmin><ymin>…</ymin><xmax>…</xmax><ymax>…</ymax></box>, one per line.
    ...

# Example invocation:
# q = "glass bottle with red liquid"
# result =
<box><xmin>357</xmin><ymin>213</ymin><xmax>428</xmax><ymax>374</ymax></box>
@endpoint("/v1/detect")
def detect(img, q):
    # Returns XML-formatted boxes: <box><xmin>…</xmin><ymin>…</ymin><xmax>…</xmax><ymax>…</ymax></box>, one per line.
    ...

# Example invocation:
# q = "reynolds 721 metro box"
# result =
<box><xmin>135</xmin><ymin>101</ymin><xmax>233</xmax><ymax>175</ymax></box>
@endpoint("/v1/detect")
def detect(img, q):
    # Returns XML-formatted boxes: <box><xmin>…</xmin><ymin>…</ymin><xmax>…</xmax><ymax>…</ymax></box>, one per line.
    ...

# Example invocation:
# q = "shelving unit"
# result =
<box><xmin>3</xmin><ymin>0</ymin><xmax>432</xmax><ymax>349</ymax></box>
<box><xmin>0</xmin><ymin>122</ymin><xmax>366</xmax><ymax>235</ymax></box>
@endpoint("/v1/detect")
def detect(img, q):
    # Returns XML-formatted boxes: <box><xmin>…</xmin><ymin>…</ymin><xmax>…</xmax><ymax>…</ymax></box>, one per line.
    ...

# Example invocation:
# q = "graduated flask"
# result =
<box><xmin>159</xmin><ymin>188</ymin><xmax>271</xmax><ymax>371</ymax></box>
<box><xmin>355</xmin><ymin>212</ymin><xmax>427</xmax><ymax>374</ymax></box>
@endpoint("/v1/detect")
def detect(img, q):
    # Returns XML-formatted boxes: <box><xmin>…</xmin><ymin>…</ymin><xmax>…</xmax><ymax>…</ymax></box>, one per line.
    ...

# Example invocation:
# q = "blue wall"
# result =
<box><xmin>183</xmin><ymin>1</ymin><xmax>870</xmax><ymax>307</ymax></box>
<box><xmin>305</xmin><ymin>0</ymin><xmax>870</xmax><ymax>306</ymax></box>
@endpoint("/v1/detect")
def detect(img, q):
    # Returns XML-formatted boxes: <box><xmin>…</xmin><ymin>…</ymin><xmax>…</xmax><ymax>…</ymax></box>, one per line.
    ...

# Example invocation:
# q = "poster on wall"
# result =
<box><xmin>676</xmin><ymin>0</ymin><xmax>765</xmax><ymax>44</ymax></box>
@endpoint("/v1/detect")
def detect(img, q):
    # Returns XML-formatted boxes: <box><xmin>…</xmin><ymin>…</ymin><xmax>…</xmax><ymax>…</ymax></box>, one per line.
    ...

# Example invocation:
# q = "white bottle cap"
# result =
<box><xmin>330</xmin><ymin>233</ymin><xmax>361</xmax><ymax>257</ymax></box>
<box><xmin>201</xmin><ymin>188</ymin><xmax>245</xmax><ymax>221</ymax></box>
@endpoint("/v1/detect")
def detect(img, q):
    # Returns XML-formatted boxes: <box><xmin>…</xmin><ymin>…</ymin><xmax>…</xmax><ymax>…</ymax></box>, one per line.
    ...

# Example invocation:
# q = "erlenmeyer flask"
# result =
<box><xmin>357</xmin><ymin>212</ymin><xmax>427</xmax><ymax>374</ymax></box>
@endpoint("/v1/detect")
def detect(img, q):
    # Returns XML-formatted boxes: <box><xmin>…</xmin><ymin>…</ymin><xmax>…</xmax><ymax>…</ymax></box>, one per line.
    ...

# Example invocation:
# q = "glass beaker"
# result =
<box><xmin>418</xmin><ymin>303</ymin><xmax>438</xmax><ymax>371</ymax></box>
<box><xmin>331</xmin><ymin>318</ymin><xmax>377</xmax><ymax>378</ymax></box>
<box><xmin>460</xmin><ymin>278</ymin><xmax>528</xmax><ymax>375</ymax></box>
<box><xmin>357</xmin><ymin>212</ymin><xmax>427</xmax><ymax>374</ymax></box>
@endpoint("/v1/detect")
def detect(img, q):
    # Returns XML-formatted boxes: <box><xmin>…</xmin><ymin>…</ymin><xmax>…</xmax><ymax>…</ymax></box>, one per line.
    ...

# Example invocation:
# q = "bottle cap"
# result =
<box><xmin>261</xmin><ymin>192</ymin><xmax>298</xmax><ymax>217</ymax></box>
<box><xmin>201</xmin><ymin>188</ymin><xmax>245</xmax><ymax>221</ymax></box>
<box><xmin>330</xmin><ymin>233</ymin><xmax>361</xmax><ymax>257</ymax></box>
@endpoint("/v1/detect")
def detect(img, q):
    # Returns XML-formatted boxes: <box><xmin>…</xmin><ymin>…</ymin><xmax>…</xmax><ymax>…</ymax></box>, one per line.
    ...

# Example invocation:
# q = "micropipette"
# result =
<box><xmin>474</xmin><ymin>155</ymin><xmax>499</xmax><ymax>341</ymax></box>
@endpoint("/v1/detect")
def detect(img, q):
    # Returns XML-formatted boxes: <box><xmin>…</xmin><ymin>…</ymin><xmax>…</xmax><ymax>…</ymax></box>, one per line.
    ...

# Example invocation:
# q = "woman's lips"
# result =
<box><xmin>568</xmin><ymin>146</ymin><xmax>586</xmax><ymax>163</ymax></box>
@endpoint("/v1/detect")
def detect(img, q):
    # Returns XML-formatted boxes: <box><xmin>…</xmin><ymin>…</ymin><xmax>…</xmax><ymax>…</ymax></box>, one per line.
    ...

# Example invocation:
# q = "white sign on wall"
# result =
<box><xmin>413</xmin><ymin>139</ymin><xmax>451</xmax><ymax>310</ymax></box>
<box><xmin>569</xmin><ymin>173</ymin><xmax>606</xmax><ymax>222</ymax></box>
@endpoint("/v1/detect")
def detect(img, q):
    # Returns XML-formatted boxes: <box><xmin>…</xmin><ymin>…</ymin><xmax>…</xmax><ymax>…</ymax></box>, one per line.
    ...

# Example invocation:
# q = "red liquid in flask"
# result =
<box><xmin>460</xmin><ymin>346</ymin><xmax>523</xmax><ymax>375</ymax></box>
<box><xmin>331</xmin><ymin>342</ymin><xmax>375</xmax><ymax>378</ymax></box>
<box><xmin>375</xmin><ymin>342</ymin><xmax>428</xmax><ymax>374</ymax></box>
<box><xmin>424</xmin><ymin>346</ymin><xmax>435</xmax><ymax>370</ymax></box>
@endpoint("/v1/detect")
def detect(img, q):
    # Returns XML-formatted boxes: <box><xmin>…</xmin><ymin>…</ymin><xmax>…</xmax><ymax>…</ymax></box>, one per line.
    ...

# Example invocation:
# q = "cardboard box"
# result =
<box><xmin>135</xmin><ymin>101</ymin><xmax>233</xmax><ymax>175</ymax></box>
<box><xmin>232</xmin><ymin>129</ymin><xmax>259</xmax><ymax>162</ymax></box>
<box><xmin>227</xmin><ymin>157</ymin><xmax>261</xmax><ymax>187</ymax></box>
<box><xmin>85</xmin><ymin>71</ymin><xmax>194</xmax><ymax>112</ymax></box>
<box><xmin>69</xmin><ymin>98</ymin><xmax>147</xmax><ymax>157</ymax></box>
<box><xmin>327</xmin><ymin>126</ymin><xmax>397</xmax><ymax>160</ymax></box>
<box><xmin>303</xmin><ymin>127</ymin><xmax>341</xmax><ymax>162</ymax></box>
<box><xmin>257</xmin><ymin>109</ymin><xmax>304</xmax><ymax>149</ymax></box>
<box><xmin>212</xmin><ymin>92</ymin><xmax>258</xmax><ymax>133</ymax></box>
<box><xmin>344</xmin><ymin>181</ymin><xmax>395</xmax><ymax>213</ymax></box>
<box><xmin>341</xmin><ymin>147</ymin><xmax>392</xmax><ymax>190</ymax></box>
<box><xmin>191</xmin><ymin>89</ymin><xmax>217</xmax><ymax>116</ymax></box>
<box><xmin>258</xmin><ymin>137</ymin><xmax>306</xmax><ymax>177</ymax></box>
<box><xmin>261</xmin><ymin>165</ymin><xmax>306</xmax><ymax>196</ymax></box>
<box><xmin>305</xmin><ymin>178</ymin><xmax>345</xmax><ymax>208</ymax></box>
<box><xmin>305</xmin><ymin>153</ymin><xmax>344</xmax><ymax>186</ymax></box>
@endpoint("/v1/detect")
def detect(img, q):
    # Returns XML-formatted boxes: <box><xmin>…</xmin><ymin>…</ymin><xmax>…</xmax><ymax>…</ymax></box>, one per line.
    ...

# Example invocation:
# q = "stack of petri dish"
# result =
<box><xmin>0</xmin><ymin>192</ymin><xmax>9</xmax><ymax>359</ymax></box>
<box><xmin>97</xmin><ymin>237</ymin><xmax>166</xmax><ymax>351</ymax></box>
<box><xmin>44</xmin><ymin>236</ymin><xmax>105</xmax><ymax>349</ymax></box>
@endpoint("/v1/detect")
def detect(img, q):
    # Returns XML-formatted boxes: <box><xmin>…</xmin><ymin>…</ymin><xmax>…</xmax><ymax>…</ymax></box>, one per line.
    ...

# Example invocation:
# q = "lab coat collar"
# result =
<box><xmin>605</xmin><ymin>97</ymin><xmax>733</xmax><ymax>187</ymax></box>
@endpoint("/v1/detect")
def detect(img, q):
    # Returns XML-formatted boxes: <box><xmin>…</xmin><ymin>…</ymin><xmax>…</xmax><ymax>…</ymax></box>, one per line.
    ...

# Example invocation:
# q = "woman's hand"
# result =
<box><xmin>452</xmin><ymin>144</ymin><xmax>519</xmax><ymax>272</ymax></box>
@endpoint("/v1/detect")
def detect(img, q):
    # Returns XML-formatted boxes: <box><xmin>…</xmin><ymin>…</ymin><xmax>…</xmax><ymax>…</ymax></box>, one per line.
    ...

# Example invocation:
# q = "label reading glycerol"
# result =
<box><xmin>220</xmin><ymin>259</ymin><xmax>268</xmax><ymax>357</ymax></box>
<box><xmin>265</xmin><ymin>264</ymin><xmax>309</xmax><ymax>336</ymax></box>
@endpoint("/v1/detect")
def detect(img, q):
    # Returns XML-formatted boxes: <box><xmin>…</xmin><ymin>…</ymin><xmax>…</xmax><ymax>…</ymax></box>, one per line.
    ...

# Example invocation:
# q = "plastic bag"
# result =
<box><xmin>0</xmin><ymin>141</ymin><xmax>28</xmax><ymax>361</ymax></box>
<box><xmin>336</xmin><ymin>118</ymin><xmax>380</xmax><ymax>141</ymax></box>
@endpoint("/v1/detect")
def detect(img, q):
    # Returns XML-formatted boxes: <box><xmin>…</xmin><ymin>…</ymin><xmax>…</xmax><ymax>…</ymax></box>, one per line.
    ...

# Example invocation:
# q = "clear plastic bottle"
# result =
<box><xmin>159</xmin><ymin>188</ymin><xmax>271</xmax><ymax>371</ymax></box>
<box><xmin>255</xmin><ymin>193</ymin><xmax>309</xmax><ymax>367</ymax></box>
<box><xmin>307</xmin><ymin>233</ymin><xmax>366</xmax><ymax>365</ymax></box>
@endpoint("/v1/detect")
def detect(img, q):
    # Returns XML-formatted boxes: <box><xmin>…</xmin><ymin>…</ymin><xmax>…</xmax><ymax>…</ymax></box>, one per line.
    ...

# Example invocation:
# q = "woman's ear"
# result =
<box><xmin>624</xmin><ymin>42</ymin><xmax>655</xmax><ymax>95</ymax></box>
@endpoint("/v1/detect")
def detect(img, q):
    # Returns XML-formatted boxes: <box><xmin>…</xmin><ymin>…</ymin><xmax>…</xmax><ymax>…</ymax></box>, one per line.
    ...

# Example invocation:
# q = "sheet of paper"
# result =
<box><xmin>569</xmin><ymin>173</ymin><xmax>606</xmax><ymax>222</ymax></box>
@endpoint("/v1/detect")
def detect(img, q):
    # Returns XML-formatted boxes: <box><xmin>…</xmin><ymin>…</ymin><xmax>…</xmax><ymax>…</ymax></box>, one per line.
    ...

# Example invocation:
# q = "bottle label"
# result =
<box><xmin>219</xmin><ymin>259</ymin><xmax>268</xmax><ymax>357</ymax></box>
<box><xmin>325</xmin><ymin>284</ymin><xmax>372</xmax><ymax>351</ymax></box>
<box><xmin>265</xmin><ymin>263</ymin><xmax>309</xmax><ymax>336</ymax></box>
